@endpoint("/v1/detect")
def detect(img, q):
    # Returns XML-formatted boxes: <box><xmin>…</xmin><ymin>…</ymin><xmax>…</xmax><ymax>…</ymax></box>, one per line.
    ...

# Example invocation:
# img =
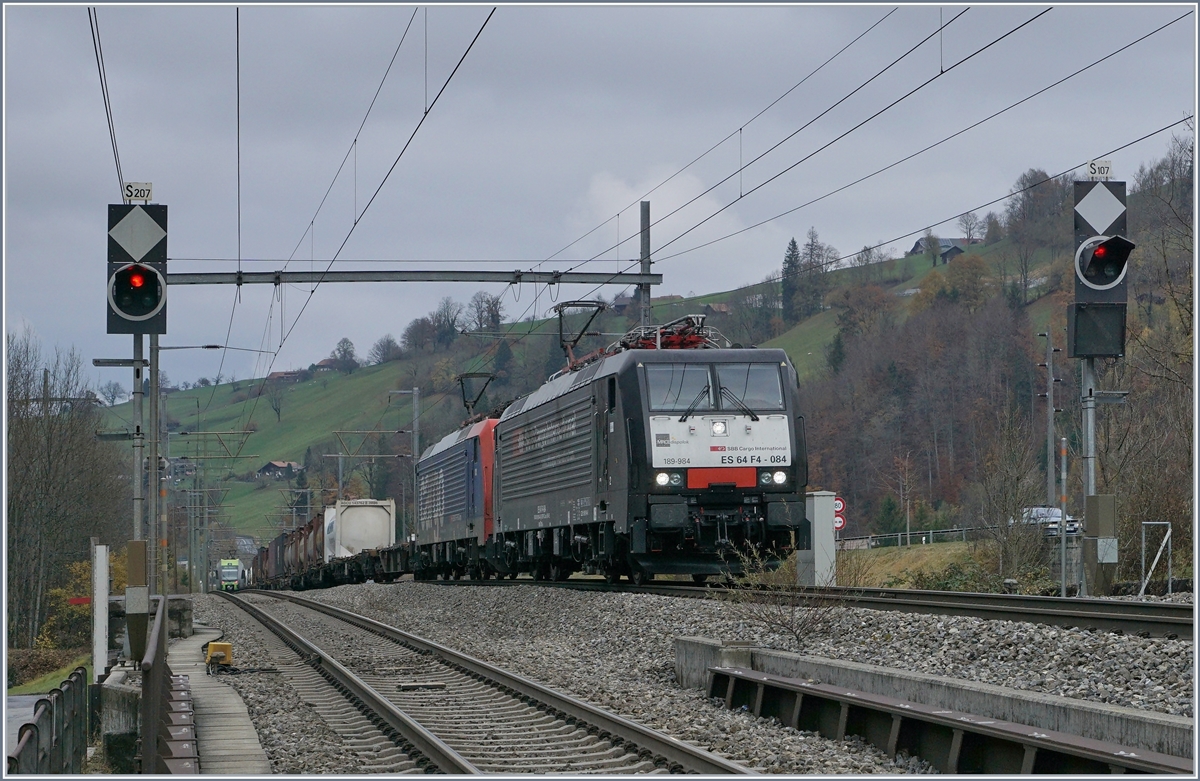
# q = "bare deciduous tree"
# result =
<box><xmin>966</xmin><ymin>404</ymin><xmax>1048</xmax><ymax>584</ymax></box>
<box><xmin>7</xmin><ymin>328</ymin><xmax>129</xmax><ymax>648</ymax></box>
<box><xmin>330</xmin><ymin>337</ymin><xmax>360</xmax><ymax>373</ymax></box>
<box><xmin>368</xmin><ymin>333</ymin><xmax>403</xmax><ymax>365</ymax></box>
<box><xmin>957</xmin><ymin>211</ymin><xmax>982</xmax><ymax>244</ymax></box>
<box><xmin>1014</xmin><ymin>241</ymin><xmax>1036</xmax><ymax>305</ymax></box>
<box><xmin>467</xmin><ymin>291</ymin><xmax>504</xmax><ymax>332</ymax></box>
<box><xmin>266</xmin><ymin>381</ymin><xmax>284</xmax><ymax>422</ymax></box>
<box><xmin>431</xmin><ymin>297</ymin><xmax>465</xmax><ymax>347</ymax></box>
<box><xmin>99</xmin><ymin>380</ymin><xmax>125</xmax><ymax>406</ymax></box>
<box><xmin>402</xmin><ymin>317</ymin><xmax>436</xmax><ymax>352</ymax></box>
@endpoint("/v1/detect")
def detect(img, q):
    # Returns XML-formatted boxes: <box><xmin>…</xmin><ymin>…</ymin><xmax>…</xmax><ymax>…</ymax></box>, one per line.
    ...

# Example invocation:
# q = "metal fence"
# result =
<box><xmin>6</xmin><ymin>667</ymin><xmax>88</xmax><ymax>773</ymax></box>
<box><xmin>837</xmin><ymin>525</ymin><xmax>992</xmax><ymax>550</ymax></box>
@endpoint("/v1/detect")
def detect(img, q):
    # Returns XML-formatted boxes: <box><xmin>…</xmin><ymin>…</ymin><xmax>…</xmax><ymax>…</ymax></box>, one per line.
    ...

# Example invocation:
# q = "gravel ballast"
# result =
<box><xmin>194</xmin><ymin>584</ymin><xmax>1192</xmax><ymax>774</ymax></box>
<box><xmin>192</xmin><ymin>597</ymin><xmax>375</xmax><ymax>774</ymax></box>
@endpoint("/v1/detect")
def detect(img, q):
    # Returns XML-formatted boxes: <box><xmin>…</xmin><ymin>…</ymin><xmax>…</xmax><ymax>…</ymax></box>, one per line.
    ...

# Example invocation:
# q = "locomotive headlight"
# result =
<box><xmin>772</xmin><ymin>471</ymin><xmax>787</xmax><ymax>485</ymax></box>
<box><xmin>759</xmin><ymin>471</ymin><xmax>773</xmax><ymax>486</ymax></box>
<box><xmin>669</xmin><ymin>472</ymin><xmax>683</xmax><ymax>486</ymax></box>
<box><xmin>711</xmin><ymin>420</ymin><xmax>728</xmax><ymax>436</ymax></box>
<box><xmin>655</xmin><ymin>472</ymin><xmax>671</xmax><ymax>487</ymax></box>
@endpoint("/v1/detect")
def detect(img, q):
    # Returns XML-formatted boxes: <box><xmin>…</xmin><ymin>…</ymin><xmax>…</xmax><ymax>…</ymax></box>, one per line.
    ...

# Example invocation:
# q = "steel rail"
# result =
<box><xmin>259</xmin><ymin>590</ymin><xmax>753</xmax><ymax>775</ymax></box>
<box><xmin>215</xmin><ymin>591</ymin><xmax>479</xmax><ymax>774</ymax></box>
<box><xmin>425</xmin><ymin>579</ymin><xmax>1192</xmax><ymax>637</ymax></box>
<box><xmin>815</xmin><ymin>585</ymin><xmax>1191</xmax><ymax>624</ymax></box>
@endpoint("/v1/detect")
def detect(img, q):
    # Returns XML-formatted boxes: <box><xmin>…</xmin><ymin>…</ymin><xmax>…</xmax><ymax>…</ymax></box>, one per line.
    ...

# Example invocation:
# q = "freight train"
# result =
<box><xmin>251</xmin><ymin>315</ymin><xmax>810</xmax><ymax>589</ymax></box>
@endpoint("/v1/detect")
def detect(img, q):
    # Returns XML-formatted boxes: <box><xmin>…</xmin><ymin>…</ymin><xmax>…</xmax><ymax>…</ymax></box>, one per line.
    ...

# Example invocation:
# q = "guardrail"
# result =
<box><xmin>708</xmin><ymin>666</ymin><xmax>1191</xmax><ymax>774</ymax></box>
<box><xmin>139</xmin><ymin>596</ymin><xmax>199</xmax><ymax>773</ymax></box>
<box><xmin>6</xmin><ymin>667</ymin><xmax>88</xmax><ymax>774</ymax></box>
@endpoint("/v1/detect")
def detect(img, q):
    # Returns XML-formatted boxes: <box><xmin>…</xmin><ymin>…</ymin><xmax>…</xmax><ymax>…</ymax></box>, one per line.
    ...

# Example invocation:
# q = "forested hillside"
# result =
<box><xmin>793</xmin><ymin>134</ymin><xmax>1192</xmax><ymax>585</ymax></box>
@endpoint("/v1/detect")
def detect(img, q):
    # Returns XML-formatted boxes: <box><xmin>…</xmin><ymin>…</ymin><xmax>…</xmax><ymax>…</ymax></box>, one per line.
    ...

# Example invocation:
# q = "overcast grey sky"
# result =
<box><xmin>4</xmin><ymin>3</ymin><xmax>1195</xmax><ymax>390</ymax></box>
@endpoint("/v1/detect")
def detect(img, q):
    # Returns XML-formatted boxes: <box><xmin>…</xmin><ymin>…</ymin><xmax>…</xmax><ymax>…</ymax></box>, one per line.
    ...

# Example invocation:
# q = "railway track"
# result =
<box><xmin>424</xmin><ymin>578</ymin><xmax>1192</xmax><ymax>637</ymax></box>
<box><xmin>217</xmin><ymin>590</ymin><xmax>752</xmax><ymax>774</ymax></box>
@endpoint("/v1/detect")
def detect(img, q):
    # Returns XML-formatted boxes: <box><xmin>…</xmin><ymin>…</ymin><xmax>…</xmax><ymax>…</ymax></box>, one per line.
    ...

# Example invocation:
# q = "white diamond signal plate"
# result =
<box><xmin>109</xmin><ymin>206</ymin><xmax>166</xmax><ymax>262</ymax></box>
<box><xmin>1075</xmin><ymin>184</ymin><xmax>1125</xmax><ymax>235</ymax></box>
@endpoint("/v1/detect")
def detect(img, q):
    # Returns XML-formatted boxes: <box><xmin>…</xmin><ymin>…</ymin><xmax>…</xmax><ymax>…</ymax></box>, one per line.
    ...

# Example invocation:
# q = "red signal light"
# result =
<box><xmin>1093</xmin><ymin>245</ymin><xmax>1107</xmax><ymax>258</ymax></box>
<box><xmin>130</xmin><ymin>272</ymin><xmax>145</xmax><ymax>288</ymax></box>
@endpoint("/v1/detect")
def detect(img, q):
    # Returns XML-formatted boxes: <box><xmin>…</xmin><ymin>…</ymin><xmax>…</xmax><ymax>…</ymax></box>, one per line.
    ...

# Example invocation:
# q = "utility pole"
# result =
<box><xmin>388</xmin><ymin>388</ymin><xmax>420</xmax><ymax>539</ymax></box>
<box><xmin>148</xmin><ymin>333</ymin><xmax>161</xmax><ymax>593</ymax></box>
<box><xmin>1081</xmin><ymin>357</ymin><xmax>1097</xmax><ymax>497</ymax></box>
<box><xmin>1037</xmin><ymin>332</ymin><xmax>1062</xmax><ymax>507</ymax></box>
<box><xmin>1060</xmin><ymin>437</ymin><xmax>1068</xmax><ymax>597</ymax></box>
<box><xmin>202</xmin><ymin>485</ymin><xmax>210</xmax><ymax>593</ymax></box>
<box><xmin>132</xmin><ymin>335</ymin><xmax>144</xmax><ymax>540</ymax></box>
<box><xmin>640</xmin><ymin>201</ymin><xmax>651</xmax><ymax>329</ymax></box>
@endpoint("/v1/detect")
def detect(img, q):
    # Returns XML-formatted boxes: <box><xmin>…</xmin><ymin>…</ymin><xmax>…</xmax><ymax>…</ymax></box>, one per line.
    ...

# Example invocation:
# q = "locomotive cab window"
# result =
<box><xmin>716</xmin><ymin>363</ymin><xmax>785</xmax><ymax>410</ymax></box>
<box><xmin>644</xmin><ymin>363</ymin><xmax>713</xmax><ymax>412</ymax></box>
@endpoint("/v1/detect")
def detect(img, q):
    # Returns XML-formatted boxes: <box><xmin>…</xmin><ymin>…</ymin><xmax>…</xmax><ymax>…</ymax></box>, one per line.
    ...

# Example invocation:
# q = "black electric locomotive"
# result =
<box><xmin>479</xmin><ymin>315</ymin><xmax>809</xmax><ymax>584</ymax></box>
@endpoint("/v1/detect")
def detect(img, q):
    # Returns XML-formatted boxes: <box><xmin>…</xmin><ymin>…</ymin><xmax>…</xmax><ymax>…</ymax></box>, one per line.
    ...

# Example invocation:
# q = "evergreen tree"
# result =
<box><xmin>493</xmin><ymin>340</ymin><xmax>513</xmax><ymax>383</ymax></box>
<box><xmin>983</xmin><ymin>212</ymin><xmax>1003</xmax><ymax>245</ymax></box>
<box><xmin>781</xmin><ymin>238</ymin><xmax>801</xmax><ymax>324</ymax></box>
<box><xmin>292</xmin><ymin>468</ymin><xmax>311</xmax><ymax>521</ymax></box>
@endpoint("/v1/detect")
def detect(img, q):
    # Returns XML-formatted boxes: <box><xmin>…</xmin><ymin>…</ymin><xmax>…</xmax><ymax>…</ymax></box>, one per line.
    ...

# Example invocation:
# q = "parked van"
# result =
<box><xmin>1013</xmin><ymin>507</ymin><xmax>1079</xmax><ymax>536</ymax></box>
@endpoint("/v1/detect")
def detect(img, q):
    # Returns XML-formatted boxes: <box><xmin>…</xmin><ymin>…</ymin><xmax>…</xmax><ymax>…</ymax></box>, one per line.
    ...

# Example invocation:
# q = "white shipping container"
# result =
<box><xmin>326</xmin><ymin>499</ymin><xmax>395</xmax><ymax>561</ymax></box>
<box><xmin>323</xmin><ymin>507</ymin><xmax>337</xmax><ymax>563</ymax></box>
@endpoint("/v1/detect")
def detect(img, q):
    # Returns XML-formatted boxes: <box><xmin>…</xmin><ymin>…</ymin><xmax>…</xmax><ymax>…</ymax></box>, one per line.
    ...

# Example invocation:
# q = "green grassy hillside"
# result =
<box><xmin>104</xmin><ymin>363</ymin><xmax>451</xmax><ymax>543</ymax></box>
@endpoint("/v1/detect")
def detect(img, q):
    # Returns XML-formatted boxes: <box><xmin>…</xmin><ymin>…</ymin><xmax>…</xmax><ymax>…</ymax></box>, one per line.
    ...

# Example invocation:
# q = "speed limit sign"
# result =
<box><xmin>833</xmin><ymin>496</ymin><xmax>845</xmax><ymax>514</ymax></box>
<box><xmin>833</xmin><ymin>514</ymin><xmax>846</xmax><ymax>531</ymax></box>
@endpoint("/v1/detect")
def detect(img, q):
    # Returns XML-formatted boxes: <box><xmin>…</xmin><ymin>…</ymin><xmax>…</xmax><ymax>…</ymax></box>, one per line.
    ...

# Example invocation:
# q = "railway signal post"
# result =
<box><xmin>1070</xmin><ymin>177</ymin><xmax>1132</xmax><ymax>595</ymax></box>
<box><xmin>106</xmin><ymin>200</ymin><xmax>169</xmax><ymax>595</ymax></box>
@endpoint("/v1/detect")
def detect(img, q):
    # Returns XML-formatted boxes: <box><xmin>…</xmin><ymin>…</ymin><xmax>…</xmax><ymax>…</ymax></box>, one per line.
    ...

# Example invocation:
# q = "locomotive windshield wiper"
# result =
<box><xmin>678</xmin><ymin>384</ymin><xmax>711</xmax><ymax>422</ymax></box>
<box><xmin>719</xmin><ymin>386</ymin><xmax>759</xmax><ymax>421</ymax></box>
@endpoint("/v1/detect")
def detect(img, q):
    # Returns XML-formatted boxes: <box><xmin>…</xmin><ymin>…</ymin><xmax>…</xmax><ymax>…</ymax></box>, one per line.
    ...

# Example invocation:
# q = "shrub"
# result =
<box><xmin>722</xmin><ymin>547</ymin><xmax>839</xmax><ymax>651</ymax></box>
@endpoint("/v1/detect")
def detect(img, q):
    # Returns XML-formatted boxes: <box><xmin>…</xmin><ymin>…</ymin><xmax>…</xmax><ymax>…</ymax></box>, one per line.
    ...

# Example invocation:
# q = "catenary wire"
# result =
<box><xmin>654</xmin><ymin>10</ymin><xmax>1194</xmax><ymax>264</ymax></box>
<box><xmin>204</xmin><ymin>11</ymin><xmax>247</xmax><ymax>413</ymax></box>
<box><xmin>520</xmin><ymin>8</ymin><xmax>1044</xmax><ymax>330</ymax></box>
<box><xmin>453</xmin><ymin>9</ymin><xmax>1150</xmax><ymax>386</ymax></box>
<box><xmin>563</xmin><ymin>6</ymin><xmax>975</xmax><ymax>273</ymax></box>
<box><xmin>275</xmin><ymin>7</ymin><xmax>496</xmax><ymax>350</ymax></box>
<box><xmin>235</xmin><ymin>8</ymin><xmax>496</xmax><ymax>447</ymax></box>
<box><xmin>648</xmin><ymin>8</ymin><xmax>1051</xmax><ymax>256</ymax></box>
<box><xmin>460</xmin><ymin>117</ymin><xmax>1191</xmax><ymax>381</ymax></box>
<box><xmin>461</xmin><ymin>8</ymin><xmax>968</xmax><ymax>375</ymax></box>
<box><xmin>539</xmin><ymin>6</ymin><xmax>899</xmax><ymax>266</ymax></box>
<box><xmin>216</xmin><ymin>8</ymin><xmax>905</xmax><ymax>405</ymax></box>
<box><xmin>648</xmin><ymin>7</ymin><xmax>1054</xmax><ymax>261</ymax></box>
<box><xmin>446</xmin><ymin>4</ymin><xmax>1017</xmax><ymax>376</ymax></box>
<box><xmin>644</xmin><ymin>116</ymin><xmax>1197</xmax><ymax>308</ymax></box>
<box><xmin>282</xmin><ymin>7</ymin><xmax>421</xmax><ymax>270</ymax></box>
<box><xmin>223</xmin><ymin>9</ymin><xmax>421</xmax><ymax>426</ymax></box>
<box><xmin>87</xmin><ymin>8</ymin><xmax>124</xmax><ymax>200</ymax></box>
